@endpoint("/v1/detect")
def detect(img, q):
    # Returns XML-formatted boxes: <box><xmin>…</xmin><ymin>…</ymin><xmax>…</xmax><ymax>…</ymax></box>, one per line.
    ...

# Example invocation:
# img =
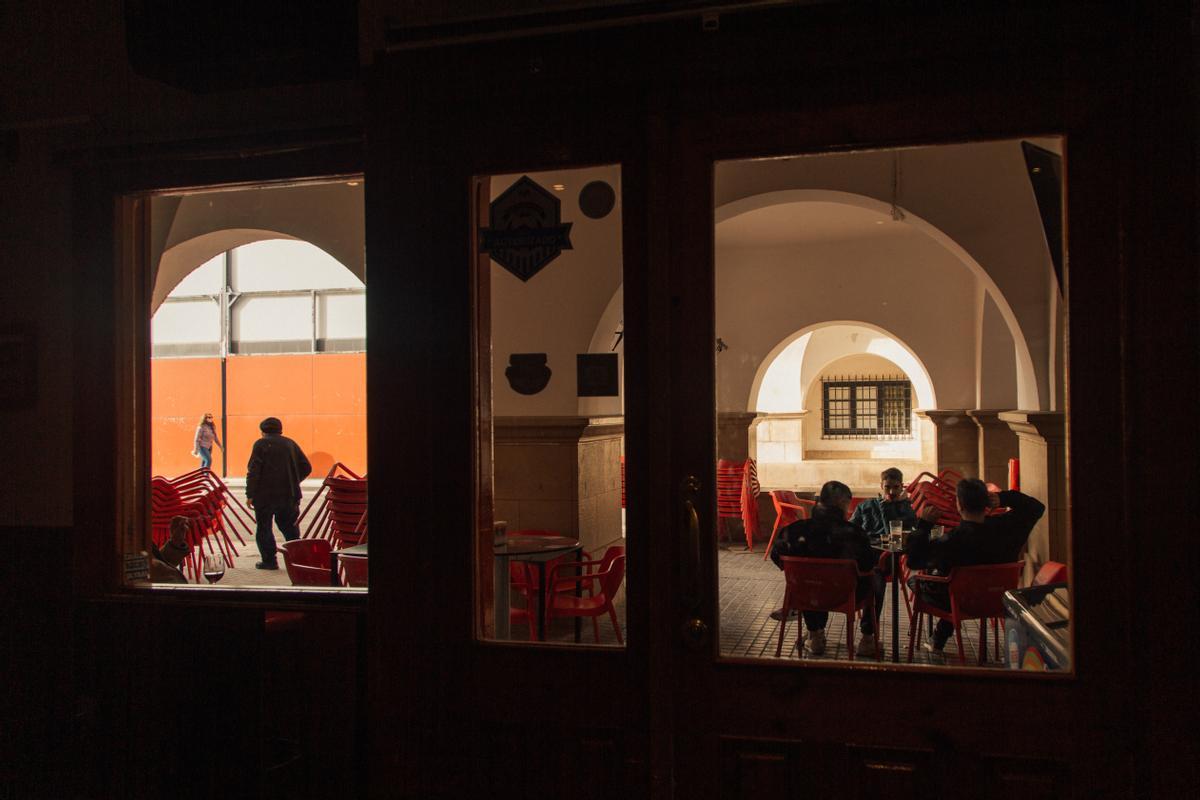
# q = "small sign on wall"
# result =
<box><xmin>479</xmin><ymin>176</ymin><xmax>573</xmax><ymax>282</ymax></box>
<box><xmin>124</xmin><ymin>552</ymin><xmax>150</xmax><ymax>583</ymax></box>
<box><xmin>577</xmin><ymin>353</ymin><xmax>619</xmax><ymax>397</ymax></box>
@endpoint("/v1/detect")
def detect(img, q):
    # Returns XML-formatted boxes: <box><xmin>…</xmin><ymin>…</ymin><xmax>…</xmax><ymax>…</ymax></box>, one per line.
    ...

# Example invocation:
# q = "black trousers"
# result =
<box><xmin>254</xmin><ymin>503</ymin><xmax>300</xmax><ymax>564</ymax></box>
<box><xmin>906</xmin><ymin>576</ymin><xmax>955</xmax><ymax>648</ymax></box>
<box><xmin>802</xmin><ymin>575</ymin><xmax>885</xmax><ymax>635</ymax></box>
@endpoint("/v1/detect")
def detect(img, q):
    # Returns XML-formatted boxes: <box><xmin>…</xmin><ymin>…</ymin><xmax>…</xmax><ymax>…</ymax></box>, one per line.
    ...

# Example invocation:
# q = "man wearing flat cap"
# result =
<box><xmin>246</xmin><ymin>417</ymin><xmax>312</xmax><ymax>570</ymax></box>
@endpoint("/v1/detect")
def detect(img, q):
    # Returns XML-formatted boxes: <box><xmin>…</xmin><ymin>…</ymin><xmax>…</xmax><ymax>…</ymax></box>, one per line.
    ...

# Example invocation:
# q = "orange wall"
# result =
<box><xmin>151</xmin><ymin>353</ymin><xmax>366</xmax><ymax>479</ymax></box>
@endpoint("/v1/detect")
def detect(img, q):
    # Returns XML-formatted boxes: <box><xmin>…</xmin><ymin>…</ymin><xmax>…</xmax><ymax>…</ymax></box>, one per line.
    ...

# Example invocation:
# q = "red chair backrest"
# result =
<box><xmin>770</xmin><ymin>491</ymin><xmax>812</xmax><ymax>526</ymax></box>
<box><xmin>949</xmin><ymin>562</ymin><xmax>1022</xmax><ymax>619</ymax></box>
<box><xmin>1032</xmin><ymin>561</ymin><xmax>1067</xmax><ymax>586</ymax></box>
<box><xmin>597</xmin><ymin>546</ymin><xmax>626</xmax><ymax>598</ymax></box>
<box><xmin>340</xmin><ymin>555</ymin><xmax>368</xmax><ymax>587</ymax></box>
<box><xmin>780</xmin><ymin>557</ymin><xmax>859</xmax><ymax>612</ymax></box>
<box><xmin>281</xmin><ymin>538</ymin><xmax>332</xmax><ymax>567</ymax></box>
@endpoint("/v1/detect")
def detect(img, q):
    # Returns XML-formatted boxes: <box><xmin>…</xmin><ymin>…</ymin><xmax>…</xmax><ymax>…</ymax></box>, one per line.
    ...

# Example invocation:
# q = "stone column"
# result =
<box><xmin>717</xmin><ymin>411</ymin><xmax>758</xmax><ymax>462</ymax></box>
<box><xmin>1000</xmin><ymin>411</ymin><xmax>1067</xmax><ymax>576</ymax></box>
<box><xmin>918</xmin><ymin>410</ymin><xmax>979</xmax><ymax>479</ymax></box>
<box><xmin>494</xmin><ymin>416</ymin><xmax>625</xmax><ymax>555</ymax></box>
<box><xmin>967</xmin><ymin>409</ymin><xmax>1021</xmax><ymax>488</ymax></box>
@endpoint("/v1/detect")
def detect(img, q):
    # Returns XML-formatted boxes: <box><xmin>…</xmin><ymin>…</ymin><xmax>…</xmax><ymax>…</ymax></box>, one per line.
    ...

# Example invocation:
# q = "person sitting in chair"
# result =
<box><xmin>850</xmin><ymin>467</ymin><xmax>916</xmax><ymax>539</ymax></box>
<box><xmin>906</xmin><ymin>478</ymin><xmax>1045</xmax><ymax>659</ymax></box>
<box><xmin>769</xmin><ymin>480</ymin><xmax>884</xmax><ymax>658</ymax></box>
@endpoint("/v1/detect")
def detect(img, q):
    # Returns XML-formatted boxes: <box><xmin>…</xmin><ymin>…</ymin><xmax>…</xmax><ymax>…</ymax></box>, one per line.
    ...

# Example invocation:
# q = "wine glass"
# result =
<box><xmin>202</xmin><ymin>553</ymin><xmax>226</xmax><ymax>584</ymax></box>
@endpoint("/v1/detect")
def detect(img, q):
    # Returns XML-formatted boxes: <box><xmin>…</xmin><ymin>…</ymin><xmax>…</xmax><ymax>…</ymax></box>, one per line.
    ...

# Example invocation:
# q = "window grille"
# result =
<box><xmin>821</xmin><ymin>376</ymin><xmax>912</xmax><ymax>439</ymax></box>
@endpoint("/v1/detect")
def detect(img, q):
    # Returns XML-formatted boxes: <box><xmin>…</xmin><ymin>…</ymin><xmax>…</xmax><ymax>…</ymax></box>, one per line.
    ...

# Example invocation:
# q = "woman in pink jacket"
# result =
<box><xmin>191</xmin><ymin>412</ymin><xmax>222</xmax><ymax>470</ymax></box>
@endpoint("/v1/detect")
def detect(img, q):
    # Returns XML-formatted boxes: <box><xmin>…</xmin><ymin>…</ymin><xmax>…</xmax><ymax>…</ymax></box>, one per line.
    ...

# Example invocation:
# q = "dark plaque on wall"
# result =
<box><xmin>479</xmin><ymin>176</ymin><xmax>573</xmax><ymax>282</ymax></box>
<box><xmin>579</xmin><ymin>180</ymin><xmax>616</xmax><ymax>219</ymax></box>
<box><xmin>576</xmin><ymin>353</ymin><xmax>619</xmax><ymax>397</ymax></box>
<box><xmin>505</xmin><ymin>353</ymin><xmax>551</xmax><ymax>395</ymax></box>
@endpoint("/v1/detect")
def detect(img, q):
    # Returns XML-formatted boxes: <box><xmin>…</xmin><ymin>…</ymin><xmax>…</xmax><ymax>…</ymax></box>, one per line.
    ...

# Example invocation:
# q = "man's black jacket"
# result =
<box><xmin>769</xmin><ymin>504</ymin><xmax>876</xmax><ymax>573</ymax></box>
<box><xmin>905</xmin><ymin>489</ymin><xmax>1046</xmax><ymax>575</ymax></box>
<box><xmin>246</xmin><ymin>433</ymin><xmax>312</xmax><ymax>508</ymax></box>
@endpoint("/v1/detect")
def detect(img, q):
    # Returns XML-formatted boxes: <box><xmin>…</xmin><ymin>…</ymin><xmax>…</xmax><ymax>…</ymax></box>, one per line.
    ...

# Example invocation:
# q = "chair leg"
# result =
<box><xmin>845</xmin><ymin>612</ymin><xmax>855</xmax><ymax>661</ymax></box>
<box><xmin>775</xmin><ymin>614</ymin><xmax>787</xmax><ymax>658</ymax></box>
<box><xmin>954</xmin><ymin>625</ymin><xmax>966</xmax><ymax>665</ymax></box>
<box><xmin>608</xmin><ymin>607</ymin><xmax>623</xmax><ymax>645</ymax></box>
<box><xmin>978</xmin><ymin>619</ymin><xmax>987</xmax><ymax>665</ymax></box>
<box><xmin>993</xmin><ymin>617</ymin><xmax>1000</xmax><ymax>659</ymax></box>
<box><xmin>907</xmin><ymin>611</ymin><xmax>919</xmax><ymax>662</ymax></box>
<box><xmin>763</xmin><ymin>518</ymin><xmax>782</xmax><ymax>561</ymax></box>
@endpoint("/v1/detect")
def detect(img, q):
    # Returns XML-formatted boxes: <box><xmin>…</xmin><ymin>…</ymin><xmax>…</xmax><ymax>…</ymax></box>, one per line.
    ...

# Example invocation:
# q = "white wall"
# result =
<box><xmin>490</xmin><ymin>165</ymin><xmax>623</xmax><ymax>416</ymax></box>
<box><xmin>715</xmin><ymin>139</ymin><xmax>1059</xmax><ymax>411</ymax></box>
<box><xmin>716</xmin><ymin>223</ymin><xmax>977</xmax><ymax>415</ymax></box>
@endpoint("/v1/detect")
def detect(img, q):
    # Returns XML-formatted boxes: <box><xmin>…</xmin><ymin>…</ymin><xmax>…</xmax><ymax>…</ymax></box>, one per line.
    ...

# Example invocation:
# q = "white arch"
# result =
<box><xmin>153</xmin><ymin>227</ymin><xmax>364</xmax><ymax>313</ymax></box>
<box><xmin>718</xmin><ymin>189</ymin><xmax>1039</xmax><ymax>409</ymax></box>
<box><xmin>749</xmin><ymin>320</ymin><xmax>937</xmax><ymax>411</ymax></box>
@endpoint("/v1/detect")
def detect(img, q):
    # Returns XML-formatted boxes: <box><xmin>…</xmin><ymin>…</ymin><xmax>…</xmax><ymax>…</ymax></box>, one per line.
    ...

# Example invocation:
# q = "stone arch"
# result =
<box><xmin>717</xmin><ymin>189</ymin><xmax>1039</xmax><ymax>409</ymax></box>
<box><xmin>750</xmin><ymin>320</ymin><xmax>937</xmax><ymax>413</ymax></box>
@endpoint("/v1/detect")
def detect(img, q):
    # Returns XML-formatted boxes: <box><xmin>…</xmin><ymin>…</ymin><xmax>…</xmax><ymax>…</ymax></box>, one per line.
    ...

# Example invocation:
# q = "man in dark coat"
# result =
<box><xmin>770</xmin><ymin>480</ymin><xmax>883</xmax><ymax>657</ymax></box>
<box><xmin>246</xmin><ymin>417</ymin><xmax>312</xmax><ymax>570</ymax></box>
<box><xmin>906</xmin><ymin>478</ymin><xmax>1045</xmax><ymax>656</ymax></box>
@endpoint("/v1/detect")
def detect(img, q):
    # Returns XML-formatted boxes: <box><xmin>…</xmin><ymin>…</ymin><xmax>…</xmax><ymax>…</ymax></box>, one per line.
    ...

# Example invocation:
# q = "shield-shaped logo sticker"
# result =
<box><xmin>479</xmin><ymin>176</ymin><xmax>574</xmax><ymax>282</ymax></box>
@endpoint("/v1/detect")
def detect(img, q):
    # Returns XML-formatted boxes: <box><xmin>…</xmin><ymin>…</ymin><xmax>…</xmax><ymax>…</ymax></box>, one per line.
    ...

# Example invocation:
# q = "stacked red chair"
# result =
<box><xmin>298</xmin><ymin>463</ymin><xmax>368</xmax><ymax>548</ymax></box>
<box><xmin>907</xmin><ymin>469</ymin><xmax>1009</xmax><ymax>529</ymax></box>
<box><xmin>150</xmin><ymin>468</ymin><xmax>252</xmax><ymax>582</ymax></box>
<box><xmin>762</xmin><ymin>491</ymin><xmax>815</xmax><ymax>560</ymax></box>
<box><xmin>716</xmin><ymin>458</ymin><xmax>760</xmax><ymax>550</ymax></box>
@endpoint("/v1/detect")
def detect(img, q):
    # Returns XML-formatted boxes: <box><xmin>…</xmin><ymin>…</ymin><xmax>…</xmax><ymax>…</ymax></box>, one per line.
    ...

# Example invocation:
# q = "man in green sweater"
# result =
<box><xmin>850</xmin><ymin>467</ymin><xmax>916</xmax><ymax>538</ymax></box>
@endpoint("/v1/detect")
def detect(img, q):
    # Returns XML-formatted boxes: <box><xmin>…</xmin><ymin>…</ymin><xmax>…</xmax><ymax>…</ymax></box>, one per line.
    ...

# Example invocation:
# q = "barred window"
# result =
<box><xmin>821</xmin><ymin>377</ymin><xmax>912</xmax><ymax>438</ymax></box>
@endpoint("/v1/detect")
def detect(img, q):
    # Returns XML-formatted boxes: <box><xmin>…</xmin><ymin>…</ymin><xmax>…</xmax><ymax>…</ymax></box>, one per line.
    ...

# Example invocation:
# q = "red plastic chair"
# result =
<box><xmin>762</xmin><ymin>491</ymin><xmax>815</xmax><ymax>560</ymax></box>
<box><xmin>339</xmin><ymin>554</ymin><xmax>368</xmax><ymax>587</ymax></box>
<box><xmin>775</xmin><ymin>557</ymin><xmax>879</xmax><ymax>660</ymax></box>
<box><xmin>544</xmin><ymin>545</ymin><xmax>626</xmax><ymax>644</ymax></box>
<box><xmin>906</xmin><ymin>561</ymin><xmax>1022</xmax><ymax>664</ymax></box>
<box><xmin>280</xmin><ymin>539</ymin><xmax>333</xmax><ymax>587</ymax></box>
<box><xmin>1032</xmin><ymin>560</ymin><xmax>1067</xmax><ymax>586</ymax></box>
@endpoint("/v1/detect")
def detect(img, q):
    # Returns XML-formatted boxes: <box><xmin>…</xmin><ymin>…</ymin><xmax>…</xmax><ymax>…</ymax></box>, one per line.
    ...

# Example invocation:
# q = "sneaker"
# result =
<box><xmin>255</xmin><ymin>561</ymin><xmax>279</xmax><ymax>570</ymax></box>
<box><xmin>921</xmin><ymin>640</ymin><xmax>946</xmax><ymax>663</ymax></box>
<box><xmin>805</xmin><ymin>629</ymin><xmax>827</xmax><ymax>656</ymax></box>
<box><xmin>856</xmin><ymin>634</ymin><xmax>878</xmax><ymax>658</ymax></box>
<box><xmin>769</xmin><ymin>607</ymin><xmax>799</xmax><ymax>621</ymax></box>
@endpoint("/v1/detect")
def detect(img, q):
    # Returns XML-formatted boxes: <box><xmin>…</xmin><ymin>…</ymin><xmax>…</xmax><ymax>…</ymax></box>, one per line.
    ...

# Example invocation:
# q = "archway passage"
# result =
<box><xmin>748</xmin><ymin>322</ymin><xmax>937</xmax><ymax>493</ymax></box>
<box><xmin>151</xmin><ymin>238</ymin><xmax>366</xmax><ymax>481</ymax></box>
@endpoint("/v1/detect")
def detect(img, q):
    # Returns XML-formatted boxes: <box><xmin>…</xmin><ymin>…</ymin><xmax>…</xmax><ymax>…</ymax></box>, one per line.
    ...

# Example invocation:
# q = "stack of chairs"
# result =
<box><xmin>906</xmin><ymin>469</ymin><xmax>1007</xmax><ymax>529</ymax></box>
<box><xmin>716</xmin><ymin>458</ymin><xmax>759</xmax><ymax>550</ymax></box>
<box><xmin>299</xmin><ymin>463</ymin><xmax>368</xmax><ymax>548</ymax></box>
<box><xmin>151</xmin><ymin>468</ymin><xmax>252</xmax><ymax>582</ymax></box>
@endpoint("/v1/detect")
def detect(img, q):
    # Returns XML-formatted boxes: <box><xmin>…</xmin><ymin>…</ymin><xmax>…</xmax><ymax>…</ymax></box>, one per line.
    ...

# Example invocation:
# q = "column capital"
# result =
<box><xmin>999</xmin><ymin>410</ymin><xmax>1065</xmax><ymax>442</ymax></box>
<box><xmin>917</xmin><ymin>409</ymin><xmax>971</xmax><ymax>427</ymax></box>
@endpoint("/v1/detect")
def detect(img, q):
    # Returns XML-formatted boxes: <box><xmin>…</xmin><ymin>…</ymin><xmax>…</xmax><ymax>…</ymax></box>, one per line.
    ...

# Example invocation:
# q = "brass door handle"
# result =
<box><xmin>680</xmin><ymin>476</ymin><xmax>701</xmax><ymax>614</ymax></box>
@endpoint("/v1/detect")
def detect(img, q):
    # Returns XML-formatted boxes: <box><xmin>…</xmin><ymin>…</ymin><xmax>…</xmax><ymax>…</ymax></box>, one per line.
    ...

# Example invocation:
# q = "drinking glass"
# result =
<box><xmin>202</xmin><ymin>553</ymin><xmax>226</xmax><ymax>584</ymax></box>
<box><xmin>931</xmin><ymin>525</ymin><xmax>945</xmax><ymax>541</ymax></box>
<box><xmin>888</xmin><ymin>519</ymin><xmax>903</xmax><ymax>548</ymax></box>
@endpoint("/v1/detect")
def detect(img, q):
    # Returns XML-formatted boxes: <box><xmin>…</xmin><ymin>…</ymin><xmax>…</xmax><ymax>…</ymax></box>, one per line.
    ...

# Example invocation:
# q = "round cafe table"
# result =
<box><xmin>493</xmin><ymin>535</ymin><xmax>583</xmax><ymax>641</ymax></box>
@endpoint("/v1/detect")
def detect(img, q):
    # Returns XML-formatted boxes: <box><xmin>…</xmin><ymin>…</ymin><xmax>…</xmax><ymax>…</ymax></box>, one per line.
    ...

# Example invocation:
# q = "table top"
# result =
<box><xmin>495</xmin><ymin>535</ymin><xmax>581</xmax><ymax>558</ymax></box>
<box><xmin>332</xmin><ymin>543</ymin><xmax>369</xmax><ymax>557</ymax></box>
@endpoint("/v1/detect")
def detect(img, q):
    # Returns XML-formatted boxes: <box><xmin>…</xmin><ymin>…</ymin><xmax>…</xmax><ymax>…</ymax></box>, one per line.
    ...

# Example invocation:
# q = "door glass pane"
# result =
<box><xmin>475</xmin><ymin>165</ymin><xmax>627</xmax><ymax>647</ymax></box>
<box><xmin>715</xmin><ymin>139</ymin><xmax>1070</xmax><ymax>671</ymax></box>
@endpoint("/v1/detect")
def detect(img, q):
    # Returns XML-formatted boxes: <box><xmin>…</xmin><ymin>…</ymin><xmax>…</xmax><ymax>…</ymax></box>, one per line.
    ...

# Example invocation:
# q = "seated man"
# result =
<box><xmin>906</xmin><ymin>478</ymin><xmax>1046</xmax><ymax>659</ymax></box>
<box><xmin>149</xmin><ymin>515</ymin><xmax>191</xmax><ymax>584</ymax></box>
<box><xmin>850</xmin><ymin>467</ymin><xmax>916</xmax><ymax>539</ymax></box>
<box><xmin>769</xmin><ymin>480</ymin><xmax>884</xmax><ymax>657</ymax></box>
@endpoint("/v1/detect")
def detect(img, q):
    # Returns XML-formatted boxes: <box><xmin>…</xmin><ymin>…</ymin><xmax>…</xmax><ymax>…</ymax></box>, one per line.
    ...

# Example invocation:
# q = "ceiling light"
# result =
<box><xmin>346</xmin><ymin>181</ymin><xmax>360</xmax><ymax>186</ymax></box>
<box><xmin>552</xmin><ymin>183</ymin><xmax>566</xmax><ymax>191</ymax></box>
